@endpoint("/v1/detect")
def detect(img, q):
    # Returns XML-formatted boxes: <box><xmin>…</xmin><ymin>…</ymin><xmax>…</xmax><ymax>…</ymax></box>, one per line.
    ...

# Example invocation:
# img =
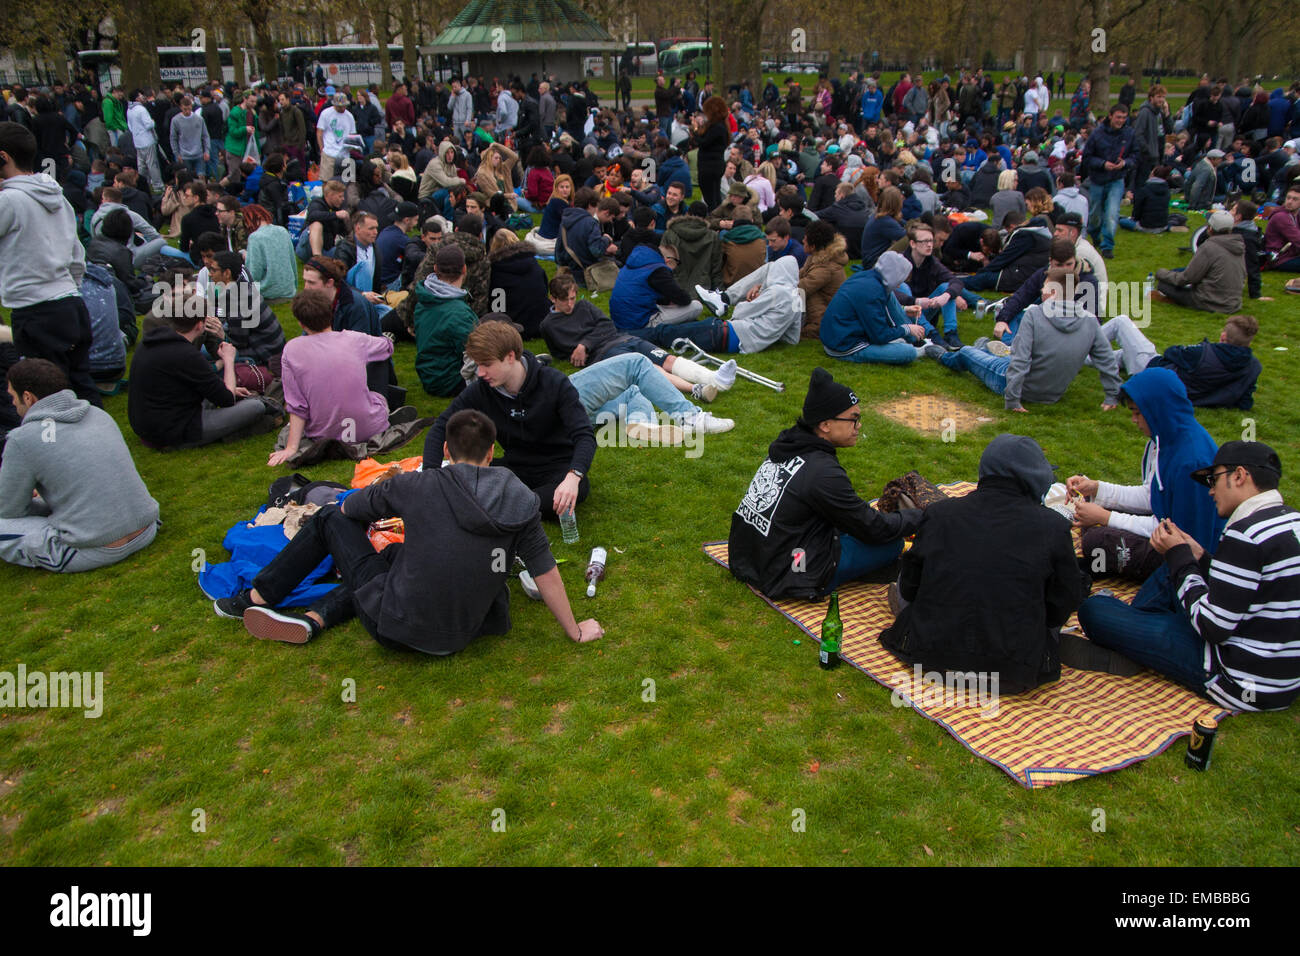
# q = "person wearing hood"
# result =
<box><xmin>1067</xmin><ymin>366</ymin><xmax>1225</xmax><ymax>588</ymax></box>
<box><xmin>423</xmin><ymin>323</ymin><xmax>596</xmax><ymax>523</ymax></box>
<box><xmin>691</xmin><ymin>252</ymin><xmax>804</xmax><ymax>354</ymax></box>
<box><xmin>1153</xmin><ymin>210</ymin><xmax>1246</xmax><ymax>313</ymax></box>
<box><xmin>412</xmin><ymin>243</ymin><xmax>478</xmax><ymax>397</ymax></box>
<box><xmin>797</xmin><ymin>221</ymin><xmax>848</xmax><ymax>340</ymax></box>
<box><xmin>0</xmin><ymin>122</ymin><xmax>101</xmax><ymax>408</ymax></box>
<box><xmin>1100</xmin><ymin>313</ymin><xmax>1262</xmax><ymax>410</ymax></box>
<box><xmin>820</xmin><ymin>250</ymin><xmax>942</xmax><ymax>364</ymax></box>
<box><xmin>1</xmin><ymin>359</ymin><xmax>158</xmax><ymax>572</ymax></box>
<box><xmin>1015</xmin><ymin>150</ymin><xmax>1053</xmax><ymax>195</ymax></box>
<box><xmin>816</xmin><ymin>182</ymin><xmax>870</xmax><ymax>258</ymax></box>
<box><xmin>880</xmin><ymin>434</ymin><xmax>1087</xmax><ymax>694</ymax></box>
<box><xmin>215</xmin><ymin>408</ymin><xmax>603</xmax><ymax>652</ymax></box>
<box><xmin>927</xmin><ymin>266</ymin><xmax>1121</xmax><ymax>411</ymax></box>
<box><xmin>1074</xmin><ymin>440</ymin><xmax>1300</xmax><ymax>711</ymax></box>
<box><xmin>968</xmin><ymin>154</ymin><xmax>1004</xmax><ymax>207</ymax></box>
<box><xmin>555</xmin><ymin>189</ymin><xmax>618</xmax><ymax>281</ymax></box>
<box><xmin>418</xmin><ymin>139</ymin><xmax>464</xmax><ymax>203</ymax></box>
<box><xmin>729</xmin><ymin>368</ymin><xmax>922</xmax><ymax>600</ymax></box>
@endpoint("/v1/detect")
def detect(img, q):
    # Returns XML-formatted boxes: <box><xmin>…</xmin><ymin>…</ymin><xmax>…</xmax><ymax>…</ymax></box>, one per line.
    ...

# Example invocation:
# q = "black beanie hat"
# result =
<box><xmin>801</xmin><ymin>367</ymin><xmax>858</xmax><ymax>426</ymax></box>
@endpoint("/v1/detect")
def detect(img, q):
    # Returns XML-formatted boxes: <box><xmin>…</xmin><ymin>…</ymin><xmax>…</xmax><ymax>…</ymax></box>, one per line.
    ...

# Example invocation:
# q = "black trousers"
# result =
<box><xmin>252</xmin><ymin>504</ymin><xmax>408</xmax><ymax>651</ymax></box>
<box><xmin>503</xmin><ymin>462</ymin><xmax>590</xmax><ymax>521</ymax></box>
<box><xmin>10</xmin><ymin>296</ymin><xmax>103</xmax><ymax>407</ymax></box>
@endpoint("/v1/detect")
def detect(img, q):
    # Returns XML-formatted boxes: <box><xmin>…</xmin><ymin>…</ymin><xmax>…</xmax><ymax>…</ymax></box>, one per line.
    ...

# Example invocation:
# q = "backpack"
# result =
<box><xmin>82</xmin><ymin>263</ymin><xmax>127</xmax><ymax>375</ymax></box>
<box><xmin>266</xmin><ymin>473</ymin><xmax>350</xmax><ymax>510</ymax></box>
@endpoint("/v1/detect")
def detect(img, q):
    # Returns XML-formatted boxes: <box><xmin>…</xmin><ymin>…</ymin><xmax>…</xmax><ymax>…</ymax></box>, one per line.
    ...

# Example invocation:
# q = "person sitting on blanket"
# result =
<box><xmin>423</xmin><ymin>322</ymin><xmax>595</xmax><ymax>522</ymax></box>
<box><xmin>214</xmin><ymin>408</ymin><xmax>604</xmax><ymax>651</ymax></box>
<box><xmin>1067</xmin><ymin>366</ymin><xmax>1225</xmax><ymax>584</ymax></box>
<box><xmin>540</xmin><ymin>273</ymin><xmax>737</xmax><ymax>403</ymax></box>
<box><xmin>268</xmin><ymin>289</ymin><xmax>421</xmax><ymax>467</ymax></box>
<box><xmin>570</xmin><ymin>352</ymin><xmax>735</xmax><ymax>447</ymax></box>
<box><xmin>1073</xmin><ymin>441</ymin><xmax>1300</xmax><ymax>711</ymax></box>
<box><xmin>728</xmin><ymin>367</ymin><xmax>922</xmax><ymax>600</ymax></box>
<box><xmin>1098</xmin><ymin>312</ymin><xmax>1262</xmax><ymax>410</ymax></box>
<box><xmin>880</xmin><ymin>434</ymin><xmax>1088</xmax><ymax>694</ymax></box>
<box><xmin>924</xmin><ymin>266</ymin><xmax>1123</xmax><ymax>413</ymax></box>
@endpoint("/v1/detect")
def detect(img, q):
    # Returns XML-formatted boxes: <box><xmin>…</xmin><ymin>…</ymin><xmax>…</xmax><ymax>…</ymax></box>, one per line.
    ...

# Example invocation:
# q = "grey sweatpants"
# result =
<box><xmin>647</xmin><ymin>301</ymin><xmax>704</xmax><ymax>326</ymax></box>
<box><xmin>0</xmin><ymin>515</ymin><xmax>157</xmax><ymax>572</ymax></box>
<box><xmin>1100</xmin><ymin>314</ymin><xmax>1159</xmax><ymax>376</ymax></box>
<box><xmin>192</xmin><ymin>398</ymin><xmax>273</xmax><ymax>446</ymax></box>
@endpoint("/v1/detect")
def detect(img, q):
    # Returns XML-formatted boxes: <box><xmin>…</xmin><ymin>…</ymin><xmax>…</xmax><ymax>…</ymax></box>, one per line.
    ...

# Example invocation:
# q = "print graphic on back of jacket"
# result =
<box><xmin>736</xmin><ymin>457</ymin><xmax>806</xmax><ymax>536</ymax></box>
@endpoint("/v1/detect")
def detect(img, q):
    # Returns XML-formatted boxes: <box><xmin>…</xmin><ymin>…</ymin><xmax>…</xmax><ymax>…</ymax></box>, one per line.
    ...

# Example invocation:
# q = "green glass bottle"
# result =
<box><xmin>819</xmin><ymin>591</ymin><xmax>842</xmax><ymax>670</ymax></box>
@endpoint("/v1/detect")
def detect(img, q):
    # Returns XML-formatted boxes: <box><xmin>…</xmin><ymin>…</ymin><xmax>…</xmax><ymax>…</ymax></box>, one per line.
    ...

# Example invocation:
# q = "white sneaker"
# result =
<box><xmin>695</xmin><ymin>285</ymin><xmax>726</xmax><ymax>316</ymax></box>
<box><xmin>985</xmin><ymin>339</ymin><xmax>1012</xmax><ymax>357</ymax></box>
<box><xmin>691</xmin><ymin>382</ymin><xmax>719</xmax><ymax>403</ymax></box>
<box><xmin>518</xmin><ymin>569</ymin><xmax>542</xmax><ymax>601</ymax></box>
<box><xmin>713</xmin><ymin>358</ymin><xmax>738</xmax><ymax>391</ymax></box>
<box><xmin>685</xmin><ymin>411</ymin><xmax>735</xmax><ymax>435</ymax></box>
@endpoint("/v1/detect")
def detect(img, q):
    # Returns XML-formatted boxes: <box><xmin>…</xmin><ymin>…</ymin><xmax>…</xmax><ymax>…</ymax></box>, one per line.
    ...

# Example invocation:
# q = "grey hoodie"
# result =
<box><xmin>0</xmin><ymin>174</ymin><xmax>86</xmax><ymax>308</ymax></box>
<box><xmin>875</xmin><ymin>250</ymin><xmax>912</xmax><ymax>290</ymax></box>
<box><xmin>341</xmin><ymin>462</ymin><xmax>554</xmax><ymax>654</ymax></box>
<box><xmin>0</xmin><ymin>390</ymin><xmax>159</xmax><ymax>547</ymax></box>
<box><xmin>1003</xmin><ymin>297</ymin><xmax>1121</xmax><ymax>410</ymax></box>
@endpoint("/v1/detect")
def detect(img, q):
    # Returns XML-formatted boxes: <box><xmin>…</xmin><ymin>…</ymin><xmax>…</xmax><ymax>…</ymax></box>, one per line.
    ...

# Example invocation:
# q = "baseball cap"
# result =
<box><xmin>395</xmin><ymin>201</ymin><xmax>420</xmax><ymax>220</ymax></box>
<box><xmin>1208</xmin><ymin>209</ymin><xmax>1234</xmax><ymax>232</ymax></box>
<box><xmin>333</xmin><ymin>92</ymin><xmax>349</xmax><ymax>106</ymax></box>
<box><xmin>1190</xmin><ymin>441</ymin><xmax>1282</xmax><ymax>486</ymax></box>
<box><xmin>1206</xmin><ymin>148</ymin><xmax>1226</xmax><ymax>159</ymax></box>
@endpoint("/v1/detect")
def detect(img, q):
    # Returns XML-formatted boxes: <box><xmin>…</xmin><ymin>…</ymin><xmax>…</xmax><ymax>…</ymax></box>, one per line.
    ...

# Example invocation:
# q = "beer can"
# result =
<box><xmin>1184</xmin><ymin>717</ymin><xmax>1217</xmax><ymax>771</ymax></box>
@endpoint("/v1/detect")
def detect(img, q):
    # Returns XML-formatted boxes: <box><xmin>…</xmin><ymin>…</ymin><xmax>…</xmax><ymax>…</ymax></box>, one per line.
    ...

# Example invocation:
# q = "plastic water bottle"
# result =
<box><xmin>1143</xmin><ymin>272</ymin><xmax>1154</xmax><ymax>299</ymax></box>
<box><xmin>559</xmin><ymin>508</ymin><xmax>579</xmax><ymax>544</ymax></box>
<box><xmin>585</xmin><ymin>547</ymin><xmax>607</xmax><ymax>597</ymax></box>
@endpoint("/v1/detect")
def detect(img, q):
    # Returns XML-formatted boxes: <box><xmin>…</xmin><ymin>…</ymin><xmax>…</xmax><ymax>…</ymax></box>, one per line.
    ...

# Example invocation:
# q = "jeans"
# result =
<box><xmin>181</xmin><ymin>157</ymin><xmax>206</xmax><ymax>178</ymax></box>
<box><xmin>823</xmin><ymin>534</ymin><xmax>905</xmax><ymax>593</ymax></box>
<box><xmin>899</xmin><ymin>281</ymin><xmax>957</xmax><ymax>333</ymax></box>
<box><xmin>206</xmin><ymin>150</ymin><xmax>223</xmax><ymax>180</ymax></box>
<box><xmin>253</xmin><ymin>504</ymin><xmax>396</xmax><ymax>643</ymax></box>
<box><xmin>631</xmin><ymin>319</ymin><xmax>729</xmax><ymax>354</ymax></box>
<box><xmin>1077</xmin><ymin>566</ymin><xmax>1212</xmax><ymax>692</ymax></box>
<box><xmin>1087</xmin><ymin>177</ymin><xmax>1124</xmax><ymax>253</ymax></box>
<box><xmin>1100</xmin><ymin>315</ymin><xmax>1158</xmax><ymax>376</ymax></box>
<box><xmin>514</xmin><ymin>189</ymin><xmax>539</xmax><ymax>213</ymax></box>
<box><xmin>823</xmin><ymin>339</ymin><xmax>918</xmax><ymax>365</ymax></box>
<box><xmin>572</xmin><ymin>352</ymin><xmax>697</xmax><ymax>424</ymax></box>
<box><xmin>939</xmin><ymin>346</ymin><xmax>1008</xmax><ymax>395</ymax></box>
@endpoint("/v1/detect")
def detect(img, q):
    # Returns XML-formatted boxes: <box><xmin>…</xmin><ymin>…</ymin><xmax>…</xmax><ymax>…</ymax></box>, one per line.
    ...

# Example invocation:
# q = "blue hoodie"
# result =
<box><xmin>1267</xmin><ymin>88</ymin><xmax>1290</xmax><ymax>137</ymax></box>
<box><xmin>656</xmin><ymin>155</ymin><xmax>692</xmax><ymax>195</ymax></box>
<box><xmin>1119</xmin><ymin>367</ymin><xmax>1225</xmax><ymax>553</ymax></box>
<box><xmin>819</xmin><ymin>253</ymin><xmax>913</xmax><ymax>353</ymax></box>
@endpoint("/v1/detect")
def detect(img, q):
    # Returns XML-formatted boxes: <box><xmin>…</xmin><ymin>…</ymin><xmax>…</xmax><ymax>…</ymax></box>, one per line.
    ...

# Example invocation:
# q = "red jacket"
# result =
<box><xmin>385</xmin><ymin>93</ymin><xmax>415</xmax><ymax>129</ymax></box>
<box><xmin>1263</xmin><ymin>207</ymin><xmax>1300</xmax><ymax>267</ymax></box>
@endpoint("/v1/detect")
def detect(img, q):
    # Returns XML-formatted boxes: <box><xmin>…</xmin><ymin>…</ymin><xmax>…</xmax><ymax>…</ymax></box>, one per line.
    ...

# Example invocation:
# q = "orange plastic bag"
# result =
<box><xmin>351</xmin><ymin>455</ymin><xmax>422</xmax><ymax>488</ymax></box>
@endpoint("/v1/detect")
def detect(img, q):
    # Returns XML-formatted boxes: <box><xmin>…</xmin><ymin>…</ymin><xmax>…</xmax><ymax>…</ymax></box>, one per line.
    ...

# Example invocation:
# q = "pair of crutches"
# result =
<box><xmin>670</xmin><ymin>338</ymin><xmax>784</xmax><ymax>392</ymax></box>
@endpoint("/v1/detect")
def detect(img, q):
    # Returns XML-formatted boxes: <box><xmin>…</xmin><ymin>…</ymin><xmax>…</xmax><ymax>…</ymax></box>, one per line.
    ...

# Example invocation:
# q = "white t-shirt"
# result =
<box><xmin>317</xmin><ymin>107</ymin><xmax>357</xmax><ymax>159</ymax></box>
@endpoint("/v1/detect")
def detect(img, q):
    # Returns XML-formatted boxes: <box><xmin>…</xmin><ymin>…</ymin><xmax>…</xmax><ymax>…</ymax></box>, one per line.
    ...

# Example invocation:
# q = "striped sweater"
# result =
<box><xmin>1166</xmin><ymin>490</ymin><xmax>1300</xmax><ymax>712</ymax></box>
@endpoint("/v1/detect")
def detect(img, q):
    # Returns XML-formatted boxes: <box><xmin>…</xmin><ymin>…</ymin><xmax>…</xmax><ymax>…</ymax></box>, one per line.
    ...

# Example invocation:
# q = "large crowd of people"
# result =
<box><xmin>1</xmin><ymin>60</ymin><xmax>1297</xmax><ymax>711</ymax></box>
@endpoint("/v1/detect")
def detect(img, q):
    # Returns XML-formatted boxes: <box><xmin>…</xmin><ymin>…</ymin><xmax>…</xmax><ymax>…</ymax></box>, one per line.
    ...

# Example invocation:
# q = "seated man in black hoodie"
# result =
<box><xmin>1099</xmin><ymin>312</ymin><xmax>1262</xmax><ymax>409</ymax></box>
<box><xmin>815</xmin><ymin>182</ymin><xmax>870</xmax><ymax>259</ymax></box>
<box><xmin>960</xmin><ymin>210</ymin><xmax>1052</xmax><ymax>292</ymax></box>
<box><xmin>729</xmin><ymin>368</ymin><xmax>922</xmax><ymax>600</ymax></box>
<box><xmin>214</xmin><ymin>409</ymin><xmax>603</xmax><ymax>650</ymax></box>
<box><xmin>880</xmin><ymin>434</ymin><xmax>1087</xmax><ymax>695</ymax></box>
<box><xmin>1119</xmin><ymin>164</ymin><xmax>1172</xmax><ymax>233</ymax></box>
<box><xmin>424</xmin><ymin>322</ymin><xmax>596</xmax><ymax>522</ymax></box>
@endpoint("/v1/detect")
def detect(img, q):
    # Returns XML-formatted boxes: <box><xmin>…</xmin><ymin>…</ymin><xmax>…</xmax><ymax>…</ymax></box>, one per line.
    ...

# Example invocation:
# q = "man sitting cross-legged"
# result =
<box><xmin>881</xmin><ymin>434</ymin><xmax>1088</xmax><ymax>694</ymax></box>
<box><xmin>215</xmin><ymin>409</ymin><xmax>603</xmax><ymax>651</ymax></box>
<box><xmin>925</xmin><ymin>266</ymin><xmax>1122</xmax><ymax>413</ymax></box>
<box><xmin>729</xmin><ymin>368</ymin><xmax>922</xmax><ymax>600</ymax></box>
<box><xmin>1072</xmin><ymin>441</ymin><xmax>1300</xmax><ymax>711</ymax></box>
<box><xmin>540</xmin><ymin>273</ymin><xmax>736</xmax><ymax>403</ymax></box>
<box><xmin>1</xmin><ymin>359</ymin><xmax>159</xmax><ymax>572</ymax></box>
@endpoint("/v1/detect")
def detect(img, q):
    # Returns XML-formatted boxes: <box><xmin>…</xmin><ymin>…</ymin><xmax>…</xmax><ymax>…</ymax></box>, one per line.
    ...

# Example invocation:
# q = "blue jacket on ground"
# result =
<box><xmin>609</xmin><ymin>244</ymin><xmax>666</xmax><ymax>330</ymax></box>
<box><xmin>1119</xmin><ymin>367</ymin><xmax>1225</xmax><ymax>554</ymax></box>
<box><xmin>819</xmin><ymin>266</ymin><xmax>909</xmax><ymax>353</ymax></box>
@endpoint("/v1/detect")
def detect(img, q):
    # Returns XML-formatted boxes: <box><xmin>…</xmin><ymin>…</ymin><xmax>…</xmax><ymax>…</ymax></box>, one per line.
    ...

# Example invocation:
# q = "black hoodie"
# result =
<box><xmin>341</xmin><ymin>463</ymin><xmax>554</xmax><ymax>654</ymax></box>
<box><xmin>127</xmin><ymin>326</ymin><xmax>235</xmax><ymax>447</ymax></box>
<box><xmin>423</xmin><ymin>350</ymin><xmax>596</xmax><ymax>477</ymax></box>
<box><xmin>728</xmin><ymin>423</ymin><xmax>921</xmax><ymax>600</ymax></box>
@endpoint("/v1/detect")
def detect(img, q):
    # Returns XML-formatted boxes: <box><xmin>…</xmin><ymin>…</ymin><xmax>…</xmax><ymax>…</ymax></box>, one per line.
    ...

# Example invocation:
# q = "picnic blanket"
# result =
<box><xmin>705</xmin><ymin>480</ymin><xmax>1230</xmax><ymax>788</ymax></box>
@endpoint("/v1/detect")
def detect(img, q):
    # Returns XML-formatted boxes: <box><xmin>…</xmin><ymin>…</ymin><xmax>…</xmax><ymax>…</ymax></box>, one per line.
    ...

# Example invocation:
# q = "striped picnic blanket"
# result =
<box><xmin>705</xmin><ymin>481</ymin><xmax>1230</xmax><ymax>788</ymax></box>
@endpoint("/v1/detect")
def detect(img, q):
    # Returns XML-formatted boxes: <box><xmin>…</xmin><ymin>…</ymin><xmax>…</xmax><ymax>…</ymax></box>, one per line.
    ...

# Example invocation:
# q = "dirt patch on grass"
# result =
<box><xmin>0</xmin><ymin>772</ymin><xmax>23</xmax><ymax>798</ymax></box>
<box><xmin>875</xmin><ymin>393</ymin><xmax>995</xmax><ymax>435</ymax></box>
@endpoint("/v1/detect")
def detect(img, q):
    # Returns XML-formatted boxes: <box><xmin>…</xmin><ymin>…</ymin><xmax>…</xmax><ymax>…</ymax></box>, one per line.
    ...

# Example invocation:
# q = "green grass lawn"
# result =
<box><xmin>2</xmin><ymin>200</ymin><xmax>1299</xmax><ymax>866</ymax></box>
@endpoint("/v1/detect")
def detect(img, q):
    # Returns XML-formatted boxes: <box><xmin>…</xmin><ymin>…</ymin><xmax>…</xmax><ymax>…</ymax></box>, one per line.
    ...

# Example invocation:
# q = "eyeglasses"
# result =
<box><xmin>1196</xmin><ymin>467</ymin><xmax>1235</xmax><ymax>488</ymax></box>
<box><xmin>830</xmin><ymin>416</ymin><xmax>863</xmax><ymax>427</ymax></box>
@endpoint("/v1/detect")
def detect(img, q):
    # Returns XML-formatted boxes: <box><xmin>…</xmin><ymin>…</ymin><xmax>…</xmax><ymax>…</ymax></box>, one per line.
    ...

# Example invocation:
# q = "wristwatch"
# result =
<box><xmin>569</xmin><ymin>469</ymin><xmax>585</xmax><ymax>479</ymax></box>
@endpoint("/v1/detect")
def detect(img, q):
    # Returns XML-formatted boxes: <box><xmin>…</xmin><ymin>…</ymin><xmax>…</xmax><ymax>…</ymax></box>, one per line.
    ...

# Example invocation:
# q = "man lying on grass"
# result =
<box><xmin>215</xmin><ymin>409</ymin><xmax>603</xmax><ymax>650</ymax></box>
<box><xmin>729</xmin><ymin>367</ymin><xmax>921</xmax><ymax>600</ymax></box>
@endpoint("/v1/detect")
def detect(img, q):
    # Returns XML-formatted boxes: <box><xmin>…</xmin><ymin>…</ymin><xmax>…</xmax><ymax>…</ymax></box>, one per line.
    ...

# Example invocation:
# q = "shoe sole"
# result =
<box><xmin>626</xmin><ymin>423</ymin><xmax>685</xmax><ymax>445</ymax></box>
<box><xmin>243</xmin><ymin>606</ymin><xmax>313</xmax><ymax>644</ymax></box>
<box><xmin>696</xmin><ymin>385</ymin><xmax>718</xmax><ymax>403</ymax></box>
<box><xmin>1058</xmin><ymin>633</ymin><xmax>1142</xmax><ymax>677</ymax></box>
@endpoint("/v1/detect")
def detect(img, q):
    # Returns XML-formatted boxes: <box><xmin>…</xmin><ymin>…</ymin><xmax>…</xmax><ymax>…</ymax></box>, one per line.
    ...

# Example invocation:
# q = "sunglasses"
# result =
<box><xmin>1194</xmin><ymin>467</ymin><xmax>1236</xmax><ymax>488</ymax></box>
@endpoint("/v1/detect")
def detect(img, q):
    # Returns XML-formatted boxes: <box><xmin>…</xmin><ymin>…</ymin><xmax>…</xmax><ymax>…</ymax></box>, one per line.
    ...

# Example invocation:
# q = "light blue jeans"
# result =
<box><xmin>939</xmin><ymin>346</ymin><xmax>1009</xmax><ymax>395</ymax></box>
<box><xmin>514</xmin><ymin>188</ymin><xmax>539</xmax><ymax>213</ymax></box>
<box><xmin>899</xmin><ymin>281</ymin><xmax>957</xmax><ymax>333</ymax></box>
<box><xmin>1088</xmin><ymin>177</ymin><xmax>1125</xmax><ymax>253</ymax></box>
<box><xmin>824</xmin><ymin>340</ymin><xmax>918</xmax><ymax>365</ymax></box>
<box><xmin>572</xmin><ymin>352</ymin><xmax>697</xmax><ymax>424</ymax></box>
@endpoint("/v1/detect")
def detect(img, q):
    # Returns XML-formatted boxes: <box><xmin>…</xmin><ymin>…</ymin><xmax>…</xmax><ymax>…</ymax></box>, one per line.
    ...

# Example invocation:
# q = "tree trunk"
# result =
<box><xmin>1023</xmin><ymin>6</ymin><xmax>1040</xmax><ymax>77</ymax></box>
<box><xmin>118</xmin><ymin>3</ymin><xmax>159</xmax><ymax>91</ymax></box>
<box><xmin>399</xmin><ymin>0</ymin><xmax>419</xmax><ymax>82</ymax></box>
<box><xmin>374</xmin><ymin>8</ymin><xmax>394</xmax><ymax>89</ymax></box>
<box><xmin>203</xmin><ymin>15</ymin><xmax>222</xmax><ymax>85</ymax></box>
<box><xmin>228</xmin><ymin>19</ymin><xmax>247</xmax><ymax>87</ymax></box>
